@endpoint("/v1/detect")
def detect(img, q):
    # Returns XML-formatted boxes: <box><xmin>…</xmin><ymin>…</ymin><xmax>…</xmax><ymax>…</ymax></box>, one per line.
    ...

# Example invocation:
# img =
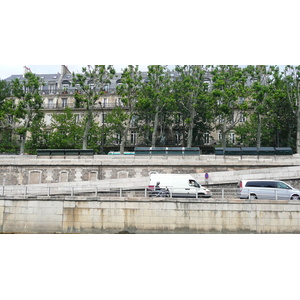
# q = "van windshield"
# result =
<box><xmin>189</xmin><ymin>180</ymin><xmax>200</xmax><ymax>188</ymax></box>
<box><xmin>277</xmin><ymin>182</ymin><xmax>292</xmax><ymax>189</ymax></box>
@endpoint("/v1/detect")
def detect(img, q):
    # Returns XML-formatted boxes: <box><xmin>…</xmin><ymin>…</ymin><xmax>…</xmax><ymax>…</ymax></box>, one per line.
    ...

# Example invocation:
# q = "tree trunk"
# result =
<box><xmin>256</xmin><ymin>114</ymin><xmax>262</xmax><ymax>148</ymax></box>
<box><xmin>221</xmin><ymin>123</ymin><xmax>227</xmax><ymax>149</ymax></box>
<box><xmin>151</xmin><ymin>108</ymin><xmax>159</xmax><ymax>147</ymax></box>
<box><xmin>297</xmin><ymin>108</ymin><xmax>300</xmax><ymax>153</ymax></box>
<box><xmin>187</xmin><ymin>107</ymin><xmax>195</xmax><ymax>147</ymax></box>
<box><xmin>19</xmin><ymin>135</ymin><xmax>26</xmax><ymax>155</ymax></box>
<box><xmin>120</xmin><ymin>118</ymin><xmax>131</xmax><ymax>154</ymax></box>
<box><xmin>19</xmin><ymin>116</ymin><xmax>29</xmax><ymax>155</ymax></box>
<box><xmin>82</xmin><ymin>111</ymin><xmax>92</xmax><ymax>150</ymax></box>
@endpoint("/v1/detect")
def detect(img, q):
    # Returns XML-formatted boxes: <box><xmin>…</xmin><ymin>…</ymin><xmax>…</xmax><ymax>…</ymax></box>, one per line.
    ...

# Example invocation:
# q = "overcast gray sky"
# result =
<box><xmin>0</xmin><ymin>65</ymin><xmax>154</xmax><ymax>80</ymax></box>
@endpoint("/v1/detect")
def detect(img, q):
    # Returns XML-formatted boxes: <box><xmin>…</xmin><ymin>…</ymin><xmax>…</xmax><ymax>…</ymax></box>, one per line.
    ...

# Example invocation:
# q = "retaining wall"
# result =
<box><xmin>1</xmin><ymin>197</ymin><xmax>300</xmax><ymax>234</ymax></box>
<box><xmin>1</xmin><ymin>154</ymin><xmax>300</xmax><ymax>186</ymax></box>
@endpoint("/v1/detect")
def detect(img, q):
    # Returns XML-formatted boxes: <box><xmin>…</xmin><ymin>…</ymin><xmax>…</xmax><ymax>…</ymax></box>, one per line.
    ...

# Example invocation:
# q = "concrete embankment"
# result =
<box><xmin>1</xmin><ymin>196</ymin><xmax>300</xmax><ymax>234</ymax></box>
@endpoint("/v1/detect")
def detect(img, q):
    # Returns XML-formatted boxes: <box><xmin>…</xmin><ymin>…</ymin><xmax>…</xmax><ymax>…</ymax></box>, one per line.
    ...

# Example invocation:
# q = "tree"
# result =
<box><xmin>72</xmin><ymin>65</ymin><xmax>116</xmax><ymax>150</ymax></box>
<box><xmin>243</xmin><ymin>65</ymin><xmax>274</xmax><ymax>147</ymax></box>
<box><xmin>116</xmin><ymin>65</ymin><xmax>143</xmax><ymax>154</ymax></box>
<box><xmin>283</xmin><ymin>65</ymin><xmax>300</xmax><ymax>153</ymax></box>
<box><xmin>11</xmin><ymin>72</ymin><xmax>44</xmax><ymax>154</ymax></box>
<box><xmin>174</xmin><ymin>65</ymin><xmax>211</xmax><ymax>147</ymax></box>
<box><xmin>25</xmin><ymin>117</ymin><xmax>49</xmax><ymax>154</ymax></box>
<box><xmin>0</xmin><ymin>80</ymin><xmax>18</xmax><ymax>153</ymax></box>
<box><xmin>140</xmin><ymin>65</ymin><xmax>173</xmax><ymax>147</ymax></box>
<box><xmin>211</xmin><ymin>65</ymin><xmax>248</xmax><ymax>148</ymax></box>
<box><xmin>48</xmin><ymin>107</ymin><xmax>84</xmax><ymax>149</ymax></box>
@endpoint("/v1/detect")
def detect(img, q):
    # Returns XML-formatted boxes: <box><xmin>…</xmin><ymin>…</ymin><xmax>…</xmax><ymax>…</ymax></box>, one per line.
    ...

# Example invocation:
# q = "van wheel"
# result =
<box><xmin>248</xmin><ymin>194</ymin><xmax>257</xmax><ymax>200</ymax></box>
<box><xmin>290</xmin><ymin>195</ymin><xmax>300</xmax><ymax>200</ymax></box>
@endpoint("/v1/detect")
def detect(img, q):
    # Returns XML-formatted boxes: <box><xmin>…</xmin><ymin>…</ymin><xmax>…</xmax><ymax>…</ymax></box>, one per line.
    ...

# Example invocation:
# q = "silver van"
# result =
<box><xmin>237</xmin><ymin>180</ymin><xmax>300</xmax><ymax>200</ymax></box>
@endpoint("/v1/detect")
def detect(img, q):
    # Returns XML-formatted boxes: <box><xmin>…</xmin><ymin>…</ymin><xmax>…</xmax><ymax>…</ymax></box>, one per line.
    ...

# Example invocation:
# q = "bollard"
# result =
<box><xmin>48</xmin><ymin>187</ymin><xmax>50</xmax><ymax>197</ymax></box>
<box><xmin>120</xmin><ymin>188</ymin><xmax>122</xmax><ymax>197</ymax></box>
<box><xmin>24</xmin><ymin>186</ymin><xmax>27</xmax><ymax>199</ymax></box>
<box><xmin>95</xmin><ymin>187</ymin><xmax>98</xmax><ymax>197</ymax></box>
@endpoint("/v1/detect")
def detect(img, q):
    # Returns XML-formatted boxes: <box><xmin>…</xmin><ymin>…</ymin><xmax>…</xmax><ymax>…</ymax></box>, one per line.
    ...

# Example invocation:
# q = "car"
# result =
<box><xmin>237</xmin><ymin>180</ymin><xmax>300</xmax><ymax>200</ymax></box>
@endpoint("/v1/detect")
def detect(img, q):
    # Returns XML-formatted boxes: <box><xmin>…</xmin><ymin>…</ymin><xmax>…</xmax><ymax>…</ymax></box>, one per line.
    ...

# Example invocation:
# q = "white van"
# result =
<box><xmin>237</xmin><ymin>180</ymin><xmax>300</xmax><ymax>200</ymax></box>
<box><xmin>148</xmin><ymin>174</ymin><xmax>212</xmax><ymax>198</ymax></box>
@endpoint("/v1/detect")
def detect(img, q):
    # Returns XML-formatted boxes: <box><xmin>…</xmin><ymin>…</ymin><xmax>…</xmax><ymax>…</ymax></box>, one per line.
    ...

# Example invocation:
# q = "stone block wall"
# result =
<box><xmin>1</xmin><ymin>154</ymin><xmax>300</xmax><ymax>186</ymax></box>
<box><xmin>1</xmin><ymin>197</ymin><xmax>300</xmax><ymax>234</ymax></box>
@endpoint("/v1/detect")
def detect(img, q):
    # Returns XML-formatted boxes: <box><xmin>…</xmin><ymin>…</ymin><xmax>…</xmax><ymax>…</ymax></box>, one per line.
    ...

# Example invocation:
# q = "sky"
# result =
<box><xmin>0</xmin><ymin>64</ymin><xmax>290</xmax><ymax>80</ymax></box>
<box><xmin>0</xmin><ymin>65</ymin><xmax>153</xmax><ymax>80</ymax></box>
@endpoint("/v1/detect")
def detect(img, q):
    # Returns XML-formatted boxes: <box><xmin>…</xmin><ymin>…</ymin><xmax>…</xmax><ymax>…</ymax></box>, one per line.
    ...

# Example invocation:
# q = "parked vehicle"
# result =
<box><xmin>237</xmin><ymin>180</ymin><xmax>300</xmax><ymax>200</ymax></box>
<box><xmin>148</xmin><ymin>174</ymin><xmax>212</xmax><ymax>198</ymax></box>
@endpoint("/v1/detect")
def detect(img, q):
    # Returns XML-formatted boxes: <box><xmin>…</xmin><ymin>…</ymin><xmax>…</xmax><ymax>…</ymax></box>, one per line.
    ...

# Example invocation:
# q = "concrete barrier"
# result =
<box><xmin>1</xmin><ymin>197</ymin><xmax>300</xmax><ymax>233</ymax></box>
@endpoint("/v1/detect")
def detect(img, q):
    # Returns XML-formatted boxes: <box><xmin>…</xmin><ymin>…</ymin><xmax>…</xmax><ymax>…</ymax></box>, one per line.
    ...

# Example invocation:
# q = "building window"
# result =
<box><xmin>62</xmin><ymin>98</ymin><xmax>68</xmax><ymax>108</ymax></box>
<box><xmin>45</xmin><ymin>114</ymin><xmax>52</xmax><ymax>126</ymax></box>
<box><xmin>104</xmin><ymin>85</ymin><xmax>109</xmax><ymax>92</ymax></box>
<box><xmin>131</xmin><ymin>132</ymin><xmax>137</xmax><ymax>145</ymax></box>
<box><xmin>115</xmin><ymin>98</ymin><xmax>122</xmax><ymax>107</ymax></box>
<box><xmin>238</xmin><ymin>97</ymin><xmax>245</xmax><ymax>104</ymax></box>
<box><xmin>229</xmin><ymin>133</ymin><xmax>235</xmax><ymax>144</ymax></box>
<box><xmin>62</xmin><ymin>84</ymin><xmax>69</xmax><ymax>92</ymax></box>
<box><xmin>49</xmin><ymin>84</ymin><xmax>56</xmax><ymax>94</ymax></box>
<box><xmin>174</xmin><ymin>132</ymin><xmax>180</xmax><ymax>144</ymax></box>
<box><xmin>115</xmin><ymin>134</ymin><xmax>121</xmax><ymax>145</ymax></box>
<box><xmin>102</xmin><ymin>98</ymin><xmax>108</xmax><ymax>107</ymax></box>
<box><xmin>203</xmin><ymin>133</ymin><xmax>210</xmax><ymax>144</ymax></box>
<box><xmin>175</xmin><ymin>114</ymin><xmax>181</xmax><ymax>124</ymax></box>
<box><xmin>48</xmin><ymin>99</ymin><xmax>53</xmax><ymax>108</ymax></box>
<box><xmin>218</xmin><ymin>132</ymin><xmax>223</xmax><ymax>141</ymax></box>
<box><xmin>74</xmin><ymin>114</ymin><xmax>80</xmax><ymax>123</ymax></box>
<box><xmin>239</xmin><ymin>112</ymin><xmax>246</xmax><ymax>123</ymax></box>
<box><xmin>130</xmin><ymin>115</ymin><xmax>137</xmax><ymax>127</ymax></box>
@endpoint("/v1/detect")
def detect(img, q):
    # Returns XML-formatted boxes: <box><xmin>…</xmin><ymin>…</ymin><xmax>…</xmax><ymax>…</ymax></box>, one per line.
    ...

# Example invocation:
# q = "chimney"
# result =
<box><xmin>23</xmin><ymin>66</ymin><xmax>31</xmax><ymax>76</ymax></box>
<box><xmin>61</xmin><ymin>65</ymin><xmax>71</xmax><ymax>77</ymax></box>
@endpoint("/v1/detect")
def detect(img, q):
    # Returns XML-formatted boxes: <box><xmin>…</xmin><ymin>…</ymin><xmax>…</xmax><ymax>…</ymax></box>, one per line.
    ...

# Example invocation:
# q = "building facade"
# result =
<box><xmin>4</xmin><ymin>65</ymin><xmax>247</xmax><ymax>151</ymax></box>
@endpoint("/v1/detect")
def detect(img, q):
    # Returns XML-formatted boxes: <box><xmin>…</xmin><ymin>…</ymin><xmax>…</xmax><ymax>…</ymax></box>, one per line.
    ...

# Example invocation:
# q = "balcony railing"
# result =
<box><xmin>42</xmin><ymin>103</ymin><xmax>128</xmax><ymax>110</ymax></box>
<box><xmin>40</xmin><ymin>88</ymin><xmax>117</xmax><ymax>95</ymax></box>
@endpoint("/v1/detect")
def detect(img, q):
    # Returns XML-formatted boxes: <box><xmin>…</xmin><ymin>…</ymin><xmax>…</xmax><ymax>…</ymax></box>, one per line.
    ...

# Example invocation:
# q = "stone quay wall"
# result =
<box><xmin>1</xmin><ymin>154</ymin><xmax>300</xmax><ymax>186</ymax></box>
<box><xmin>1</xmin><ymin>196</ymin><xmax>300</xmax><ymax>234</ymax></box>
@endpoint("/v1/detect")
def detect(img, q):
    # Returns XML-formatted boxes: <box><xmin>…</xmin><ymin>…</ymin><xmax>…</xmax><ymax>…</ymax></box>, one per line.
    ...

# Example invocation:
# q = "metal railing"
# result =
<box><xmin>0</xmin><ymin>185</ymin><xmax>239</xmax><ymax>200</ymax></box>
<box><xmin>42</xmin><ymin>103</ymin><xmax>128</xmax><ymax>110</ymax></box>
<box><xmin>40</xmin><ymin>88</ymin><xmax>117</xmax><ymax>95</ymax></box>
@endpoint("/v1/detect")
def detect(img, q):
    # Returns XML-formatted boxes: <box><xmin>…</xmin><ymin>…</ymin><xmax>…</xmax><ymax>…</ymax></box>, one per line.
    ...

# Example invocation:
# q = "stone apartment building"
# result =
<box><xmin>4</xmin><ymin>65</ymin><xmax>246</xmax><ymax>150</ymax></box>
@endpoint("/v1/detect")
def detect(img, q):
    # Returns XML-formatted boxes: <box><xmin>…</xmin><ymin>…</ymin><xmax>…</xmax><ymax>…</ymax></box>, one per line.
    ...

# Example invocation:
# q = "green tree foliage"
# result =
<box><xmin>174</xmin><ymin>65</ymin><xmax>212</xmax><ymax>147</ymax></box>
<box><xmin>138</xmin><ymin>65</ymin><xmax>173</xmax><ymax>147</ymax></box>
<box><xmin>283</xmin><ymin>65</ymin><xmax>300</xmax><ymax>153</ymax></box>
<box><xmin>116</xmin><ymin>65</ymin><xmax>143</xmax><ymax>154</ymax></box>
<box><xmin>25</xmin><ymin>117</ymin><xmax>49</xmax><ymax>154</ymax></box>
<box><xmin>237</xmin><ymin>66</ymin><xmax>295</xmax><ymax>149</ymax></box>
<box><xmin>0</xmin><ymin>80</ymin><xmax>18</xmax><ymax>153</ymax></box>
<box><xmin>210</xmin><ymin>65</ymin><xmax>248</xmax><ymax>148</ymax></box>
<box><xmin>48</xmin><ymin>108</ymin><xmax>84</xmax><ymax>149</ymax></box>
<box><xmin>11</xmin><ymin>72</ymin><xmax>44</xmax><ymax>154</ymax></box>
<box><xmin>72</xmin><ymin>65</ymin><xmax>116</xmax><ymax>150</ymax></box>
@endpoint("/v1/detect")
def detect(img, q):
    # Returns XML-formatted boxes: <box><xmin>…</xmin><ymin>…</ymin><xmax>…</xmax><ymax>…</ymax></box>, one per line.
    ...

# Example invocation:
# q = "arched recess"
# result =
<box><xmin>89</xmin><ymin>171</ymin><xmax>98</xmax><ymax>181</ymax></box>
<box><xmin>29</xmin><ymin>170</ymin><xmax>42</xmax><ymax>184</ymax></box>
<box><xmin>59</xmin><ymin>171</ymin><xmax>69</xmax><ymax>182</ymax></box>
<box><xmin>117</xmin><ymin>171</ymin><xmax>128</xmax><ymax>179</ymax></box>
